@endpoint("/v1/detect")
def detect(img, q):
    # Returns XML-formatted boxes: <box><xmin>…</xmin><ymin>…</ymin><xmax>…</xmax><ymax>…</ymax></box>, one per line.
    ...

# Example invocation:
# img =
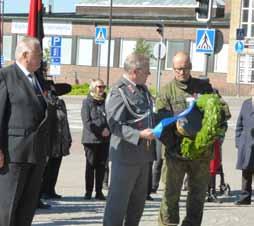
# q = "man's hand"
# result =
<box><xmin>139</xmin><ymin>128</ymin><xmax>155</xmax><ymax>141</ymax></box>
<box><xmin>102</xmin><ymin>128</ymin><xmax>110</xmax><ymax>137</ymax></box>
<box><xmin>0</xmin><ymin>149</ymin><xmax>4</xmax><ymax>169</ymax></box>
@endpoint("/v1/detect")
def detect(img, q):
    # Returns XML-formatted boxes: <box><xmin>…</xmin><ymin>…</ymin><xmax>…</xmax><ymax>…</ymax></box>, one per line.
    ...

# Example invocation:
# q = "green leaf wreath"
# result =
<box><xmin>180</xmin><ymin>94</ymin><xmax>223</xmax><ymax>160</ymax></box>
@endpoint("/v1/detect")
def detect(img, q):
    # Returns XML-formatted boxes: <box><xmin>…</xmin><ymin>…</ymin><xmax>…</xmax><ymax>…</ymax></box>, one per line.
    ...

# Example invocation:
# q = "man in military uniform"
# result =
<box><xmin>103</xmin><ymin>53</ymin><xmax>155</xmax><ymax>226</ymax></box>
<box><xmin>157</xmin><ymin>51</ymin><xmax>215</xmax><ymax>226</ymax></box>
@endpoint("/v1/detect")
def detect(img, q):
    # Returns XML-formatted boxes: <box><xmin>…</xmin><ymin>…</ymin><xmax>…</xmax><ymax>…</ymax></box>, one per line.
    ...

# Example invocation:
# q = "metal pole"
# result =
<box><xmin>236</xmin><ymin>54</ymin><xmax>240</xmax><ymax>97</ymax></box>
<box><xmin>203</xmin><ymin>0</ymin><xmax>213</xmax><ymax>78</ymax></box>
<box><xmin>155</xmin><ymin>38</ymin><xmax>162</xmax><ymax>99</ymax></box>
<box><xmin>106</xmin><ymin>0</ymin><xmax>112</xmax><ymax>88</ymax></box>
<box><xmin>97</xmin><ymin>44</ymin><xmax>101</xmax><ymax>78</ymax></box>
<box><xmin>203</xmin><ymin>54</ymin><xmax>209</xmax><ymax>77</ymax></box>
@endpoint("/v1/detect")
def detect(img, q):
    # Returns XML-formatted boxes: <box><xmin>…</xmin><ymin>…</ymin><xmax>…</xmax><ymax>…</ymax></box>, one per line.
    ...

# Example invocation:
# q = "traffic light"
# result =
<box><xmin>156</xmin><ymin>23</ymin><xmax>164</xmax><ymax>37</ymax></box>
<box><xmin>195</xmin><ymin>0</ymin><xmax>213</xmax><ymax>23</ymax></box>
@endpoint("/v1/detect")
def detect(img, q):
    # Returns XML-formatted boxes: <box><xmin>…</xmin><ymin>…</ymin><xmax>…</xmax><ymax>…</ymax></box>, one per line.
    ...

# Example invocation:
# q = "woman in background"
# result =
<box><xmin>81</xmin><ymin>79</ymin><xmax>110</xmax><ymax>200</ymax></box>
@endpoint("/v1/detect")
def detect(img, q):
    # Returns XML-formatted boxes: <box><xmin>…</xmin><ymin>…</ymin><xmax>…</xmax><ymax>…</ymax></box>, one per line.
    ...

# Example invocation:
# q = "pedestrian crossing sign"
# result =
<box><xmin>95</xmin><ymin>27</ymin><xmax>107</xmax><ymax>45</ymax></box>
<box><xmin>196</xmin><ymin>29</ymin><xmax>216</xmax><ymax>54</ymax></box>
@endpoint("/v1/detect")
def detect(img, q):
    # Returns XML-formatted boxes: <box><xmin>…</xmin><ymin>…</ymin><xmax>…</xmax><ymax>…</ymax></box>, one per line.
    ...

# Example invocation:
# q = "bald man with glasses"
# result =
<box><xmin>156</xmin><ymin>51</ymin><xmax>214</xmax><ymax>226</ymax></box>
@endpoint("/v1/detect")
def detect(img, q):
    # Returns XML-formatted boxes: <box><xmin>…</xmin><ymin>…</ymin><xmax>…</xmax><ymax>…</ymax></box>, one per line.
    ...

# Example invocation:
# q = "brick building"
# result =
<box><xmin>1</xmin><ymin>0</ymin><xmax>252</xmax><ymax>95</ymax></box>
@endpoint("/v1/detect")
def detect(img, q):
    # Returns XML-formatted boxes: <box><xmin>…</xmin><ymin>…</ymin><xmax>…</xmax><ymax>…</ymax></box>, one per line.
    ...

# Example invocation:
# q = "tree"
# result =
<box><xmin>134</xmin><ymin>39</ymin><xmax>152</xmax><ymax>58</ymax></box>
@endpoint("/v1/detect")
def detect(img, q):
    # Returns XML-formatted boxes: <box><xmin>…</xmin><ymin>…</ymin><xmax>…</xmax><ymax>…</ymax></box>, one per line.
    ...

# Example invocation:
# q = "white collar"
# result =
<box><xmin>16</xmin><ymin>61</ymin><xmax>31</xmax><ymax>77</ymax></box>
<box><xmin>123</xmin><ymin>74</ymin><xmax>137</xmax><ymax>86</ymax></box>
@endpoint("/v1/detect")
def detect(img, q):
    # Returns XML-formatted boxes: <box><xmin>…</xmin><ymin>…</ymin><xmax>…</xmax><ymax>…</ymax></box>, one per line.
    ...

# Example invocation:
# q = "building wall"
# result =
<box><xmin>4</xmin><ymin>9</ymin><xmax>249</xmax><ymax>96</ymax></box>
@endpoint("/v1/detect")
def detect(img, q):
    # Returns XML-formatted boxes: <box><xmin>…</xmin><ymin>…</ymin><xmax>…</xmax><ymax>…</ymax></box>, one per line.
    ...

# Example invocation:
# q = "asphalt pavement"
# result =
<box><xmin>32</xmin><ymin>96</ymin><xmax>254</xmax><ymax>226</ymax></box>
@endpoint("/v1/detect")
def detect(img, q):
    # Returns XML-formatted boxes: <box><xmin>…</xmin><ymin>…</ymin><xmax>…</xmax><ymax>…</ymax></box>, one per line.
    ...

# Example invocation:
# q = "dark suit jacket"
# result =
<box><xmin>235</xmin><ymin>98</ymin><xmax>254</xmax><ymax>171</ymax></box>
<box><xmin>0</xmin><ymin>63</ymin><xmax>48</xmax><ymax>164</ymax></box>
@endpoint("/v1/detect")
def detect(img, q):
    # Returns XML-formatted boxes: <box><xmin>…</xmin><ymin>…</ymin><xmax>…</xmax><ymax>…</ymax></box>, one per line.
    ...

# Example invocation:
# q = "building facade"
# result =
<box><xmin>2</xmin><ymin>0</ymin><xmax>251</xmax><ymax>95</ymax></box>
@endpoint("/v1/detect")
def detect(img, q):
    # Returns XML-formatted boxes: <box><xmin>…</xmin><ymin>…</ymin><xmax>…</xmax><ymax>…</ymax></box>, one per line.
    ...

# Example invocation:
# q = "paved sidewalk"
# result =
<box><xmin>32</xmin><ymin>96</ymin><xmax>254</xmax><ymax>226</ymax></box>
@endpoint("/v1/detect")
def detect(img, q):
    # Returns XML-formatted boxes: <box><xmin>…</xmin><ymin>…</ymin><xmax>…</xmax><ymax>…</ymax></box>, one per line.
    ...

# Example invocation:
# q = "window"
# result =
<box><xmin>120</xmin><ymin>40</ymin><xmax>137</xmax><ymax>67</ymax></box>
<box><xmin>2</xmin><ymin>35</ymin><xmax>12</xmax><ymax>62</ymax></box>
<box><xmin>239</xmin><ymin>55</ymin><xmax>254</xmax><ymax>83</ymax></box>
<box><xmin>42</xmin><ymin>36</ymin><xmax>72</xmax><ymax>65</ymax></box>
<box><xmin>76</xmin><ymin>38</ymin><xmax>93</xmax><ymax>66</ymax></box>
<box><xmin>214</xmin><ymin>44</ymin><xmax>228</xmax><ymax>73</ymax></box>
<box><xmin>99</xmin><ymin>40</ymin><xmax>114</xmax><ymax>67</ymax></box>
<box><xmin>61</xmin><ymin>38</ymin><xmax>72</xmax><ymax>64</ymax></box>
<box><xmin>165</xmin><ymin>40</ymin><xmax>186</xmax><ymax>69</ymax></box>
<box><xmin>241</xmin><ymin>0</ymin><xmax>254</xmax><ymax>37</ymax></box>
<box><xmin>146</xmin><ymin>40</ymin><xmax>159</xmax><ymax>69</ymax></box>
<box><xmin>190</xmin><ymin>41</ymin><xmax>206</xmax><ymax>72</ymax></box>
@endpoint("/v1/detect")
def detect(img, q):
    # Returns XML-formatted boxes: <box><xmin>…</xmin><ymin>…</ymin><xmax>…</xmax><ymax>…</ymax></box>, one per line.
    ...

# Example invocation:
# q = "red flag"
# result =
<box><xmin>27</xmin><ymin>0</ymin><xmax>44</xmax><ymax>46</ymax></box>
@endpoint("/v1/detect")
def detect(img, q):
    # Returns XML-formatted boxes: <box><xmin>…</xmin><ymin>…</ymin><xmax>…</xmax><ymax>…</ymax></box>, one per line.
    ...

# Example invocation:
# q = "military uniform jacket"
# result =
<box><xmin>106</xmin><ymin>76</ymin><xmax>155</xmax><ymax>164</ymax></box>
<box><xmin>0</xmin><ymin>64</ymin><xmax>48</xmax><ymax>164</ymax></box>
<box><xmin>156</xmin><ymin>76</ymin><xmax>213</xmax><ymax>160</ymax></box>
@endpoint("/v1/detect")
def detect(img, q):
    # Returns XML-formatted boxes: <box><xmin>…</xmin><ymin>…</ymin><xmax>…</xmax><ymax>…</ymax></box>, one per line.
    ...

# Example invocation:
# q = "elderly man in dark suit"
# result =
<box><xmin>0</xmin><ymin>36</ymin><xmax>49</xmax><ymax>226</ymax></box>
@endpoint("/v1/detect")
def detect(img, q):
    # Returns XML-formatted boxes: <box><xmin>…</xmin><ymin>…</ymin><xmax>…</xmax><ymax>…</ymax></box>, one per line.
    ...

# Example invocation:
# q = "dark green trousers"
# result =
<box><xmin>159</xmin><ymin>157</ymin><xmax>210</xmax><ymax>226</ymax></box>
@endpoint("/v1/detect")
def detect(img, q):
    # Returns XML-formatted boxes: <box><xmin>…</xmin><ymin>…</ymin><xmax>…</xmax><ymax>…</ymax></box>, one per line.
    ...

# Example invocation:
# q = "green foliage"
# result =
<box><xmin>180</xmin><ymin>94</ymin><xmax>223</xmax><ymax>160</ymax></box>
<box><xmin>69</xmin><ymin>83</ymin><xmax>90</xmax><ymax>95</ymax></box>
<box><xmin>134</xmin><ymin>39</ymin><xmax>152</xmax><ymax>58</ymax></box>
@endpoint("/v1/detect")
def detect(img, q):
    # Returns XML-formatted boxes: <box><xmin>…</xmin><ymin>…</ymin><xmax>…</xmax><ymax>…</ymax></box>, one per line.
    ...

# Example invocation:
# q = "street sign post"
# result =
<box><xmin>95</xmin><ymin>27</ymin><xmax>107</xmax><ymax>78</ymax></box>
<box><xmin>95</xmin><ymin>27</ymin><xmax>107</xmax><ymax>45</ymax></box>
<box><xmin>196</xmin><ymin>28</ymin><xmax>216</xmax><ymax>54</ymax></box>
<box><xmin>236</xmin><ymin>28</ymin><xmax>245</xmax><ymax>40</ymax></box>
<box><xmin>235</xmin><ymin>40</ymin><xmax>244</xmax><ymax>54</ymax></box>
<box><xmin>50</xmin><ymin>36</ymin><xmax>62</xmax><ymax>76</ymax></box>
<box><xmin>153</xmin><ymin>42</ymin><xmax>166</xmax><ymax>60</ymax></box>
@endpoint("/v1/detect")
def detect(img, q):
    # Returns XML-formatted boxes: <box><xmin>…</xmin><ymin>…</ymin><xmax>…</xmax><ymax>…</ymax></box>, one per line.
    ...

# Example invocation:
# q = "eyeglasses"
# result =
<box><xmin>173</xmin><ymin>67</ymin><xmax>190</xmax><ymax>73</ymax></box>
<box><xmin>96</xmin><ymin>85</ymin><xmax>106</xmax><ymax>89</ymax></box>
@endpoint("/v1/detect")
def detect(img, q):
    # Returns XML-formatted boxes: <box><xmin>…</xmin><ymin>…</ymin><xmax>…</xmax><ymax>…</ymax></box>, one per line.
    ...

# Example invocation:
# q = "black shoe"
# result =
<box><xmin>151</xmin><ymin>188</ymin><xmax>157</xmax><ymax>194</ymax></box>
<box><xmin>234</xmin><ymin>199</ymin><xmax>251</xmax><ymax>205</ymax></box>
<box><xmin>146</xmin><ymin>195</ymin><xmax>154</xmax><ymax>201</ymax></box>
<box><xmin>83</xmin><ymin>193</ymin><xmax>92</xmax><ymax>200</ymax></box>
<box><xmin>206</xmin><ymin>194</ymin><xmax>222</xmax><ymax>203</ymax></box>
<box><xmin>37</xmin><ymin>200</ymin><xmax>51</xmax><ymax>209</ymax></box>
<box><xmin>42</xmin><ymin>192</ymin><xmax>62</xmax><ymax>199</ymax></box>
<box><xmin>95</xmin><ymin>192</ymin><xmax>106</xmax><ymax>200</ymax></box>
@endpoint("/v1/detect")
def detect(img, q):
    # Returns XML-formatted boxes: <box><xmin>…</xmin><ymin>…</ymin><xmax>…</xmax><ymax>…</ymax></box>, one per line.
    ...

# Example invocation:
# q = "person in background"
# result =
<box><xmin>0</xmin><ymin>36</ymin><xmax>50</xmax><ymax>226</ymax></box>
<box><xmin>103</xmin><ymin>53</ymin><xmax>155</xmax><ymax>226</ymax></box>
<box><xmin>41</xmin><ymin>85</ymin><xmax>72</xmax><ymax>200</ymax></box>
<box><xmin>235</xmin><ymin>87</ymin><xmax>254</xmax><ymax>205</ymax></box>
<box><xmin>81</xmin><ymin>79</ymin><xmax>110</xmax><ymax>200</ymax></box>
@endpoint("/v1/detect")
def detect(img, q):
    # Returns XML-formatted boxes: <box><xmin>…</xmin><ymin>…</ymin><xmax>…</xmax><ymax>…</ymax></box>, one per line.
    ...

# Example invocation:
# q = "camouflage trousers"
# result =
<box><xmin>158</xmin><ymin>157</ymin><xmax>210</xmax><ymax>226</ymax></box>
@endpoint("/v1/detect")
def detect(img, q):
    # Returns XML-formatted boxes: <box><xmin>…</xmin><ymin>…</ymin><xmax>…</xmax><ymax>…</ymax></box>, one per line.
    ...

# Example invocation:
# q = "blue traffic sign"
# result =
<box><xmin>50</xmin><ymin>47</ymin><xmax>61</xmax><ymax>58</ymax></box>
<box><xmin>51</xmin><ymin>36</ymin><xmax>62</xmax><ymax>47</ymax></box>
<box><xmin>95</xmin><ymin>27</ymin><xmax>107</xmax><ymax>45</ymax></box>
<box><xmin>51</xmin><ymin>58</ymin><xmax>61</xmax><ymax>64</ymax></box>
<box><xmin>51</xmin><ymin>36</ymin><xmax>62</xmax><ymax>65</ymax></box>
<box><xmin>196</xmin><ymin>29</ymin><xmax>216</xmax><ymax>54</ymax></box>
<box><xmin>235</xmin><ymin>40</ymin><xmax>244</xmax><ymax>54</ymax></box>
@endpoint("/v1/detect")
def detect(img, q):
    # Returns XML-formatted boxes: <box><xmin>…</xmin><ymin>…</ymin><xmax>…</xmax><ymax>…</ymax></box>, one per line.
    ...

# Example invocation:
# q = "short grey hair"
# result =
<box><xmin>124</xmin><ymin>53</ymin><xmax>149</xmax><ymax>73</ymax></box>
<box><xmin>15</xmin><ymin>36</ymin><xmax>41</xmax><ymax>60</ymax></box>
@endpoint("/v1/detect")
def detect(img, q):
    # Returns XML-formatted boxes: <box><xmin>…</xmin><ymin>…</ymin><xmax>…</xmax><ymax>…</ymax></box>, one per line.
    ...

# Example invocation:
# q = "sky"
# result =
<box><xmin>4</xmin><ymin>0</ymin><xmax>80</xmax><ymax>13</ymax></box>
